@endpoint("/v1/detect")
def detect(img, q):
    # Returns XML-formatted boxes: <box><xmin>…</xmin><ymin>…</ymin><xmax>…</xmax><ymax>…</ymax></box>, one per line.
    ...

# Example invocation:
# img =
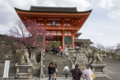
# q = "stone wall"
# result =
<box><xmin>0</xmin><ymin>63</ymin><xmax>40</xmax><ymax>77</ymax></box>
<box><xmin>32</xmin><ymin>63</ymin><xmax>40</xmax><ymax>76</ymax></box>
<box><xmin>0</xmin><ymin>63</ymin><xmax>4</xmax><ymax>77</ymax></box>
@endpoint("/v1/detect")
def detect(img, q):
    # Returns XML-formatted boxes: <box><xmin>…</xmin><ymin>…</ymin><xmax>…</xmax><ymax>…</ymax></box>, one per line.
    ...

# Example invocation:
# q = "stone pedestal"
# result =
<box><xmin>14</xmin><ymin>63</ymin><xmax>33</xmax><ymax>79</ymax></box>
<box><xmin>91</xmin><ymin>63</ymin><xmax>108</xmax><ymax>77</ymax></box>
<box><xmin>75</xmin><ymin>53</ymin><xmax>88</xmax><ymax>70</ymax></box>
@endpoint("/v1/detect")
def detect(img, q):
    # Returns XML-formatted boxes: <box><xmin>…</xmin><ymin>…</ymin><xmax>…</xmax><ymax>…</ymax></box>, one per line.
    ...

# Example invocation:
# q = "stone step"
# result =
<box><xmin>44</xmin><ymin>74</ymin><xmax>72</xmax><ymax>77</ymax></box>
<box><xmin>43</xmin><ymin>67</ymin><xmax>72</xmax><ymax>71</ymax></box>
<box><xmin>43</xmin><ymin>52</ymin><xmax>72</xmax><ymax>77</ymax></box>
<box><xmin>43</xmin><ymin>61</ymin><xmax>71</xmax><ymax>63</ymax></box>
<box><xmin>44</xmin><ymin>71</ymin><xmax>72</xmax><ymax>74</ymax></box>
<box><xmin>43</xmin><ymin>73</ymin><xmax>72</xmax><ymax>75</ymax></box>
<box><xmin>43</xmin><ymin>65</ymin><xmax>72</xmax><ymax>68</ymax></box>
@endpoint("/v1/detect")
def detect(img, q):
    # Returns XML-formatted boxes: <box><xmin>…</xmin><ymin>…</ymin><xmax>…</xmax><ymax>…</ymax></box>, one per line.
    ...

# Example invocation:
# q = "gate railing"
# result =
<box><xmin>64</xmin><ymin>50</ymin><xmax>74</xmax><ymax>66</ymax></box>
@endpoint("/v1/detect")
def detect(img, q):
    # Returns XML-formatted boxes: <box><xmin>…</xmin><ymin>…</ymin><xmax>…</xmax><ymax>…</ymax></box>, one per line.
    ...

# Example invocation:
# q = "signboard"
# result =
<box><xmin>64</xmin><ymin>36</ymin><xmax>72</xmax><ymax>45</ymax></box>
<box><xmin>52</xmin><ymin>20</ymin><xmax>56</xmax><ymax>26</ymax></box>
<box><xmin>3</xmin><ymin>60</ymin><xmax>10</xmax><ymax>78</ymax></box>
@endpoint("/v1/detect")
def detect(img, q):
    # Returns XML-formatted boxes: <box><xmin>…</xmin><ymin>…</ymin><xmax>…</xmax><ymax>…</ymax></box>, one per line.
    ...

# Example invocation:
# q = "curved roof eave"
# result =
<box><xmin>14</xmin><ymin>7</ymin><xmax>92</xmax><ymax>14</ymax></box>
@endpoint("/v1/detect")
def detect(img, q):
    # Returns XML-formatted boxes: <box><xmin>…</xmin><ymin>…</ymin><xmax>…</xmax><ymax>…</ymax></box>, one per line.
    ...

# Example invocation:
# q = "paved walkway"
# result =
<box><xmin>104</xmin><ymin>59</ymin><xmax>120</xmax><ymax>80</ymax></box>
<box><xmin>0</xmin><ymin>76</ymin><xmax>109</xmax><ymax>80</ymax></box>
<box><xmin>40</xmin><ymin>77</ymin><xmax>109</xmax><ymax>80</ymax></box>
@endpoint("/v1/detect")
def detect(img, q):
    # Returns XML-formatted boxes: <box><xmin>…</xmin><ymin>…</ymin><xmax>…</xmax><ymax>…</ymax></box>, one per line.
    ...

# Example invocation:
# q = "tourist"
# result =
<box><xmin>82</xmin><ymin>65</ymin><xmax>94</xmax><ymax>80</ymax></box>
<box><xmin>56</xmin><ymin>46</ymin><xmax>60</xmax><ymax>55</ymax></box>
<box><xmin>48</xmin><ymin>63</ymin><xmax>53</xmax><ymax>80</ymax></box>
<box><xmin>70</xmin><ymin>64</ymin><xmax>75</xmax><ymax>73</ymax></box>
<box><xmin>52</xmin><ymin>64</ymin><xmax>57</xmax><ymax>80</ymax></box>
<box><xmin>55</xmin><ymin>63</ymin><xmax>58</xmax><ymax>74</ymax></box>
<box><xmin>63</xmin><ymin>64</ymin><xmax>69</xmax><ymax>79</ymax></box>
<box><xmin>72</xmin><ymin>64</ymin><xmax>82</xmax><ymax>80</ymax></box>
<box><xmin>60</xmin><ymin>47</ymin><xmax>64</xmax><ymax>57</ymax></box>
<box><xmin>68</xmin><ymin>45</ymin><xmax>70</xmax><ymax>51</ymax></box>
<box><xmin>46</xmin><ymin>47</ymin><xmax>48</xmax><ymax>53</ymax></box>
<box><xmin>50</xmin><ymin>47</ymin><xmax>53</xmax><ymax>53</ymax></box>
<box><xmin>50</xmin><ymin>60</ymin><xmax>54</xmax><ymax>65</ymax></box>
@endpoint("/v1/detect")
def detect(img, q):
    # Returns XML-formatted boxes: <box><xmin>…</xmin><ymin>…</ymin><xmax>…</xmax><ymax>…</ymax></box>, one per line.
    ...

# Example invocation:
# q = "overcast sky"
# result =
<box><xmin>0</xmin><ymin>0</ymin><xmax>120</xmax><ymax>47</ymax></box>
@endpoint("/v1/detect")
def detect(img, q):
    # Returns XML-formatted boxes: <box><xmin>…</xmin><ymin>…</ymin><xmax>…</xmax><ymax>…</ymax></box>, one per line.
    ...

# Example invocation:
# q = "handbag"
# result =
<box><xmin>92</xmin><ymin>73</ymin><xmax>96</xmax><ymax>80</ymax></box>
<box><xmin>64</xmin><ymin>69</ymin><xmax>69</xmax><ymax>74</ymax></box>
<box><xmin>56</xmin><ymin>68</ymin><xmax>58</xmax><ymax>72</ymax></box>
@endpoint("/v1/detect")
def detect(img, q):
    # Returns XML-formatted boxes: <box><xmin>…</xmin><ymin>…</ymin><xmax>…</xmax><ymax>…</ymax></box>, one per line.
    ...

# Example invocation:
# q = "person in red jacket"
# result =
<box><xmin>56</xmin><ymin>46</ymin><xmax>60</xmax><ymax>55</ymax></box>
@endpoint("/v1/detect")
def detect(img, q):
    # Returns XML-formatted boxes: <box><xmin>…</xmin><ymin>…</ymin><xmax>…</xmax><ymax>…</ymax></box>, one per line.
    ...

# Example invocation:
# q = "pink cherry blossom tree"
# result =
<box><xmin>6</xmin><ymin>20</ymin><xmax>52</xmax><ymax>58</ymax></box>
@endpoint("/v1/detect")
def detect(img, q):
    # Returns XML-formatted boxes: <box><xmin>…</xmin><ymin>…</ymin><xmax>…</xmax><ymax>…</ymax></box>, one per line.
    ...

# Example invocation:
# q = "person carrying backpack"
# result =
<box><xmin>63</xmin><ymin>64</ymin><xmax>69</xmax><ymax>79</ymax></box>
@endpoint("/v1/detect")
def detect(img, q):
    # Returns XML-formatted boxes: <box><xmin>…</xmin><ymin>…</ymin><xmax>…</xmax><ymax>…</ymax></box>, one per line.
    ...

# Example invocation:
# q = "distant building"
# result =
<box><xmin>74</xmin><ymin>33</ymin><xmax>93</xmax><ymax>47</ymax></box>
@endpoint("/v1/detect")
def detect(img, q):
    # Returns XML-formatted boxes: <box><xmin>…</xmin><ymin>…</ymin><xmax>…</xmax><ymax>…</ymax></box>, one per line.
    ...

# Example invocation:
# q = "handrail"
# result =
<box><xmin>40</xmin><ymin>51</ymin><xmax>43</xmax><ymax>78</ymax></box>
<box><xmin>65</xmin><ymin>50</ymin><xmax>74</xmax><ymax>65</ymax></box>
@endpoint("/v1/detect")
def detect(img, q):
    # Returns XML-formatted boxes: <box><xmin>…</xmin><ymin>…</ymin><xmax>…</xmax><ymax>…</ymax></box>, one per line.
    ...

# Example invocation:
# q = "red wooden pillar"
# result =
<box><xmin>72</xmin><ymin>35</ymin><xmax>74</xmax><ymax>48</ymax></box>
<box><xmin>62</xmin><ymin>31</ymin><xmax>64</xmax><ymax>49</ymax></box>
<box><xmin>62</xmin><ymin>35</ymin><xmax>64</xmax><ymax>49</ymax></box>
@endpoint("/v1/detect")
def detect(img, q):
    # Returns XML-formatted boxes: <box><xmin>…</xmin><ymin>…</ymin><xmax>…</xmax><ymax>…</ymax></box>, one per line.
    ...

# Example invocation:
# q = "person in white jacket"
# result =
<box><xmin>82</xmin><ymin>65</ymin><xmax>93</xmax><ymax>80</ymax></box>
<box><xmin>63</xmin><ymin>64</ymin><xmax>69</xmax><ymax>79</ymax></box>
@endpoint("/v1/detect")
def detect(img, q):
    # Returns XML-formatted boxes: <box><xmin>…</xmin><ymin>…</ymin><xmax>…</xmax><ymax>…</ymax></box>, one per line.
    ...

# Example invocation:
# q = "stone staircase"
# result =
<box><xmin>43</xmin><ymin>53</ymin><xmax>72</xmax><ymax>77</ymax></box>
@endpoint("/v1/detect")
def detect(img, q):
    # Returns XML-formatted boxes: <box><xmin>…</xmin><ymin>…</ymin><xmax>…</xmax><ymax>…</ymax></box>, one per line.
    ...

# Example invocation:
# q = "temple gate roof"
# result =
<box><xmin>15</xmin><ymin>6</ymin><xmax>92</xmax><ymax>13</ymax></box>
<box><xmin>30</xmin><ymin>6</ymin><xmax>77</xmax><ymax>12</ymax></box>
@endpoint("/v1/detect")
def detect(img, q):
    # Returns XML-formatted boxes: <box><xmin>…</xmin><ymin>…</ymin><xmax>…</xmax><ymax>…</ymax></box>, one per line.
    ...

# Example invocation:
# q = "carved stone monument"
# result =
<box><xmin>91</xmin><ymin>49</ymin><xmax>108</xmax><ymax>77</ymax></box>
<box><xmin>15</xmin><ymin>49</ymin><xmax>33</xmax><ymax>79</ymax></box>
<box><xmin>17</xmin><ymin>49</ymin><xmax>31</xmax><ymax>65</ymax></box>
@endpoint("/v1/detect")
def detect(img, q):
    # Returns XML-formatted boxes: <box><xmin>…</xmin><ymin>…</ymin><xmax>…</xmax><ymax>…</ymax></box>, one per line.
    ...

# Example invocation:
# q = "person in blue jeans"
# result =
<box><xmin>48</xmin><ymin>63</ymin><xmax>53</xmax><ymax>80</ymax></box>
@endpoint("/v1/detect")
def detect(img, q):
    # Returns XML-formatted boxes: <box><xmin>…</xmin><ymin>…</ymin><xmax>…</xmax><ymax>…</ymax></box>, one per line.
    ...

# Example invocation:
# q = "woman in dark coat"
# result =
<box><xmin>72</xmin><ymin>64</ymin><xmax>82</xmax><ymax>80</ymax></box>
<box><xmin>48</xmin><ymin>63</ymin><xmax>53</xmax><ymax>80</ymax></box>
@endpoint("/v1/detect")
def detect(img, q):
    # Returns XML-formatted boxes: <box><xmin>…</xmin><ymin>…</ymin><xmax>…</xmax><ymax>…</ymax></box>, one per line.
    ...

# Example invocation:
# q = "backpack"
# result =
<box><xmin>64</xmin><ymin>69</ymin><xmax>69</xmax><ymax>74</ymax></box>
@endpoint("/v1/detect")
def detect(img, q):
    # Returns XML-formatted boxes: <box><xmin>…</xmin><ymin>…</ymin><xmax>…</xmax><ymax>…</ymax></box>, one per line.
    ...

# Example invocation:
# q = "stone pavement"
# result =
<box><xmin>0</xmin><ymin>77</ymin><xmax>109</xmax><ymax>80</ymax></box>
<box><xmin>40</xmin><ymin>77</ymin><xmax>109</xmax><ymax>80</ymax></box>
<box><xmin>103</xmin><ymin>59</ymin><xmax>120</xmax><ymax>80</ymax></box>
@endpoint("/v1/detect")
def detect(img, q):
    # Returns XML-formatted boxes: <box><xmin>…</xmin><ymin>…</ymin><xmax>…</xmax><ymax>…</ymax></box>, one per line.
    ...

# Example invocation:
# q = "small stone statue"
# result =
<box><xmin>92</xmin><ymin>49</ymin><xmax>102</xmax><ymax>63</ymax></box>
<box><xmin>18</xmin><ymin>49</ymin><xmax>31</xmax><ymax>64</ymax></box>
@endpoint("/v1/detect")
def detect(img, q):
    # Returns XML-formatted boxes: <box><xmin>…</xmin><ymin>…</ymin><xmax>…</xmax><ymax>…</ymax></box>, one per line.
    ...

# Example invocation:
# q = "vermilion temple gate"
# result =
<box><xmin>15</xmin><ymin>6</ymin><xmax>92</xmax><ymax>49</ymax></box>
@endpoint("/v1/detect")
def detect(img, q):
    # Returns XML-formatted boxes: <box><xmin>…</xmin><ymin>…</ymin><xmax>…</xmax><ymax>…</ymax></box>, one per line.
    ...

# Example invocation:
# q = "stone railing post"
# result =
<box><xmin>40</xmin><ymin>51</ymin><xmax>43</xmax><ymax>78</ymax></box>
